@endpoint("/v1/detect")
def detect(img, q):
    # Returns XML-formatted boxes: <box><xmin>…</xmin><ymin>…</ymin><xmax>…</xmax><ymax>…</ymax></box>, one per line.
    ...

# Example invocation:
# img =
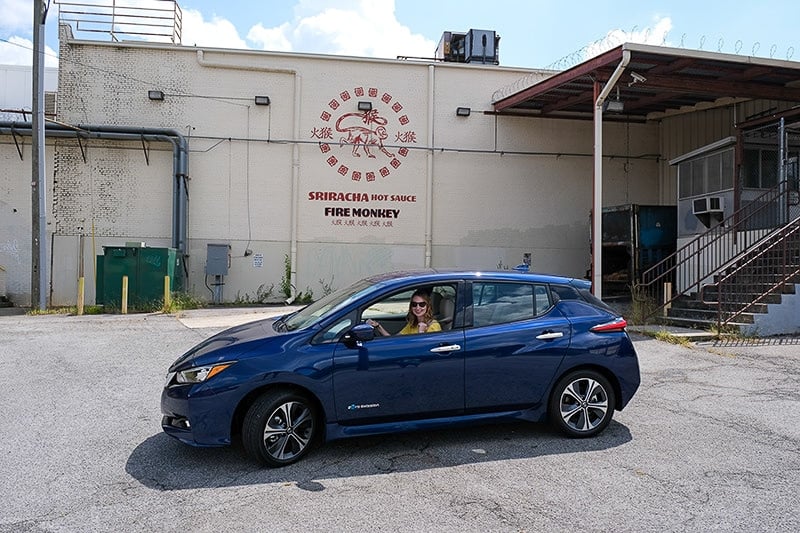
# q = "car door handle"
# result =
<box><xmin>536</xmin><ymin>331</ymin><xmax>564</xmax><ymax>340</ymax></box>
<box><xmin>430</xmin><ymin>344</ymin><xmax>462</xmax><ymax>353</ymax></box>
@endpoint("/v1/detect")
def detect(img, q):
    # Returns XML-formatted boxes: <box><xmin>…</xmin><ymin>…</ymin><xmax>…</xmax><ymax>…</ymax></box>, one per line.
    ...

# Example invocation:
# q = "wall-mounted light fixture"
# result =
<box><xmin>254</xmin><ymin>95</ymin><xmax>271</xmax><ymax>106</ymax></box>
<box><xmin>147</xmin><ymin>90</ymin><xmax>165</xmax><ymax>101</ymax></box>
<box><xmin>357</xmin><ymin>101</ymin><xmax>372</xmax><ymax>112</ymax></box>
<box><xmin>456</xmin><ymin>107</ymin><xmax>471</xmax><ymax>117</ymax></box>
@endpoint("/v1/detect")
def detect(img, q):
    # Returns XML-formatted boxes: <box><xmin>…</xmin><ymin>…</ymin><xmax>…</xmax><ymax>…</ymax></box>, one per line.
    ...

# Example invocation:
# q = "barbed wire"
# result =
<box><xmin>493</xmin><ymin>28</ymin><xmax>797</xmax><ymax>103</ymax></box>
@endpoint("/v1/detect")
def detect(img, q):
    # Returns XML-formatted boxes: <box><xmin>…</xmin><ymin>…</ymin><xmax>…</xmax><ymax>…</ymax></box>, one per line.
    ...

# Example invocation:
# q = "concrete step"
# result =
<box><xmin>662</xmin><ymin>315</ymin><xmax>749</xmax><ymax>333</ymax></box>
<box><xmin>667</xmin><ymin>307</ymin><xmax>755</xmax><ymax>324</ymax></box>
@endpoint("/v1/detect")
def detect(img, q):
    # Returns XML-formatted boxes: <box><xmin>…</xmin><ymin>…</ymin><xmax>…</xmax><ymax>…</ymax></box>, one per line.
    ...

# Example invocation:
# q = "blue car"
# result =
<box><xmin>162</xmin><ymin>270</ymin><xmax>640</xmax><ymax>467</ymax></box>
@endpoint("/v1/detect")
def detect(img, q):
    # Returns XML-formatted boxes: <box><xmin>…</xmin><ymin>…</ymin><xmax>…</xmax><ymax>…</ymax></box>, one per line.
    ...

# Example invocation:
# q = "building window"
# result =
<box><xmin>742</xmin><ymin>147</ymin><xmax>780</xmax><ymax>189</ymax></box>
<box><xmin>677</xmin><ymin>148</ymin><xmax>734</xmax><ymax>199</ymax></box>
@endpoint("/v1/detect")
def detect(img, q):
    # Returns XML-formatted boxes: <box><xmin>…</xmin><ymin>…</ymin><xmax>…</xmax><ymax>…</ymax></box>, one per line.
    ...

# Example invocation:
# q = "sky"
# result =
<box><xmin>2</xmin><ymin>0</ymin><xmax>799</xmax><ymax>70</ymax></box>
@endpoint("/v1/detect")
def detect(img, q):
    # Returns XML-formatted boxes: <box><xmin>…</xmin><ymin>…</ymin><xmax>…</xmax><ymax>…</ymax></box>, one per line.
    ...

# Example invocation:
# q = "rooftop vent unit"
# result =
<box><xmin>436</xmin><ymin>29</ymin><xmax>500</xmax><ymax>64</ymax></box>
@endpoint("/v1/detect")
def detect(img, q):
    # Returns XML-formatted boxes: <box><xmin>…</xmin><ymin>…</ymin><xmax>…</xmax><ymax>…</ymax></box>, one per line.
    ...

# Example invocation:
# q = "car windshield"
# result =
<box><xmin>280</xmin><ymin>278</ymin><xmax>375</xmax><ymax>331</ymax></box>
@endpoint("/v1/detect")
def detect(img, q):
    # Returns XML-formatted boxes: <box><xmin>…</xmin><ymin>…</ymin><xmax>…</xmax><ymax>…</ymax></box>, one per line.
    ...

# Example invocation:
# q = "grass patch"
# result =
<box><xmin>653</xmin><ymin>329</ymin><xmax>692</xmax><ymax>347</ymax></box>
<box><xmin>27</xmin><ymin>305</ymin><xmax>105</xmax><ymax>316</ymax></box>
<box><xmin>635</xmin><ymin>328</ymin><xmax>692</xmax><ymax>347</ymax></box>
<box><xmin>629</xmin><ymin>283</ymin><xmax>659</xmax><ymax>325</ymax></box>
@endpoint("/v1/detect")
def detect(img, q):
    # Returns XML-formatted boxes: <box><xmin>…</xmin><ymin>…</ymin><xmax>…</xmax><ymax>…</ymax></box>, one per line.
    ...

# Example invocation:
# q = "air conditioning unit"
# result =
<box><xmin>692</xmin><ymin>196</ymin><xmax>724</xmax><ymax>215</ymax></box>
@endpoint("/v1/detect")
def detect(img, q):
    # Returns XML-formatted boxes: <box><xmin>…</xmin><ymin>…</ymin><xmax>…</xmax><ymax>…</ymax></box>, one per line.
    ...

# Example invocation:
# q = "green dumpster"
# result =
<box><xmin>97</xmin><ymin>246</ymin><xmax>183</xmax><ymax>308</ymax></box>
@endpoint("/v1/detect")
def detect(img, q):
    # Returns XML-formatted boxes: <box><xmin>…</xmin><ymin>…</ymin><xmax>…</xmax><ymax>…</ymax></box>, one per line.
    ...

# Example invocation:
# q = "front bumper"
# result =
<box><xmin>160</xmin><ymin>383</ymin><xmax>234</xmax><ymax>447</ymax></box>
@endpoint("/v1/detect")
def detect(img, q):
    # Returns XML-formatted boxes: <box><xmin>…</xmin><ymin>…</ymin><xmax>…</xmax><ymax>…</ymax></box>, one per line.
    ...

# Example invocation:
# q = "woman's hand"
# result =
<box><xmin>366</xmin><ymin>319</ymin><xmax>389</xmax><ymax>336</ymax></box>
<box><xmin>417</xmin><ymin>322</ymin><xmax>428</xmax><ymax>333</ymax></box>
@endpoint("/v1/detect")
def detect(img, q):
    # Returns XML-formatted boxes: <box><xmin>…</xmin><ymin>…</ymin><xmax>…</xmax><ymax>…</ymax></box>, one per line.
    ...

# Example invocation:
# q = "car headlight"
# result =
<box><xmin>174</xmin><ymin>362</ymin><xmax>235</xmax><ymax>384</ymax></box>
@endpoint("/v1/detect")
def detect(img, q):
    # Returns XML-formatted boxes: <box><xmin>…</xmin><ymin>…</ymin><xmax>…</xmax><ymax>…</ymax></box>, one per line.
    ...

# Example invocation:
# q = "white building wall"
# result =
<box><xmin>0</xmin><ymin>25</ymin><xmax>662</xmax><ymax>306</ymax></box>
<box><xmin>0</xmin><ymin>65</ymin><xmax>58</xmax><ymax>120</ymax></box>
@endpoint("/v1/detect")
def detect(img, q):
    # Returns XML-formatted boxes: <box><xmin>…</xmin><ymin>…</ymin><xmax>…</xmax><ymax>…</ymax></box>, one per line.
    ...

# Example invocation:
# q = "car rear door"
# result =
<box><xmin>463</xmin><ymin>280</ymin><xmax>571</xmax><ymax>411</ymax></box>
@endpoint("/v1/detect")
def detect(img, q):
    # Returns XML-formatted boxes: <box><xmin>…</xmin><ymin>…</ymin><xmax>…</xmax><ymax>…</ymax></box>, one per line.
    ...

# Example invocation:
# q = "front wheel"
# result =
<box><xmin>549</xmin><ymin>370</ymin><xmax>615</xmax><ymax>438</ymax></box>
<box><xmin>242</xmin><ymin>390</ymin><xmax>318</xmax><ymax>467</ymax></box>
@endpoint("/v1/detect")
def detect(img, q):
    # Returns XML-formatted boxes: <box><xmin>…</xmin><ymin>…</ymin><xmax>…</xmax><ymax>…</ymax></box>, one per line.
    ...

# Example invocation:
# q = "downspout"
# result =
<box><xmin>425</xmin><ymin>64</ymin><xmax>435</xmax><ymax>267</ymax></box>
<box><xmin>0</xmin><ymin>122</ymin><xmax>189</xmax><ymax>255</ymax></box>
<box><xmin>592</xmin><ymin>48</ymin><xmax>630</xmax><ymax>298</ymax></box>
<box><xmin>288</xmin><ymin>75</ymin><xmax>302</xmax><ymax>303</ymax></box>
<box><xmin>194</xmin><ymin>50</ymin><xmax>302</xmax><ymax>303</ymax></box>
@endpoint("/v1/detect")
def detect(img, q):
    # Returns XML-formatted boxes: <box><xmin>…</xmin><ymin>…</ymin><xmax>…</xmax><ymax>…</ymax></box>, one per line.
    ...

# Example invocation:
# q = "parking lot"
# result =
<box><xmin>1</xmin><ymin>309</ymin><xmax>799</xmax><ymax>532</ymax></box>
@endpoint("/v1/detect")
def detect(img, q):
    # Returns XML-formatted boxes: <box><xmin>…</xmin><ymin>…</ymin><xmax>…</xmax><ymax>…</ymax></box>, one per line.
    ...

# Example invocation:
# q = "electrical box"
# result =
<box><xmin>206</xmin><ymin>243</ymin><xmax>230</xmax><ymax>276</ymax></box>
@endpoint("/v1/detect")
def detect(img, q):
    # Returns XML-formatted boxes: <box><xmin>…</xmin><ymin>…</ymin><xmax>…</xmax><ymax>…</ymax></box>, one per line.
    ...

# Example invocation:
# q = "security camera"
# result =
<box><xmin>630</xmin><ymin>71</ymin><xmax>647</xmax><ymax>84</ymax></box>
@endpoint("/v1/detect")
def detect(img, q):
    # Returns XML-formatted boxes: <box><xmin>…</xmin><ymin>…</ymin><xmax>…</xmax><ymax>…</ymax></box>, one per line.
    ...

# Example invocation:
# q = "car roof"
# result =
<box><xmin>362</xmin><ymin>269</ymin><xmax>590</xmax><ymax>289</ymax></box>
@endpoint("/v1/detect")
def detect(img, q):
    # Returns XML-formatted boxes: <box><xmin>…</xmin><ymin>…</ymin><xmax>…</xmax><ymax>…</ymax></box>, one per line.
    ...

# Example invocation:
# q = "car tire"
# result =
<box><xmin>549</xmin><ymin>370</ymin><xmax>615</xmax><ymax>438</ymax></box>
<box><xmin>242</xmin><ymin>390</ymin><xmax>318</xmax><ymax>467</ymax></box>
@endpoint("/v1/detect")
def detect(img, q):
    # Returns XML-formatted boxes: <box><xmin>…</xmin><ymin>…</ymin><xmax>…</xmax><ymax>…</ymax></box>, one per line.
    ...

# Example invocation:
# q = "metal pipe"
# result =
<box><xmin>592</xmin><ymin>48</ymin><xmax>631</xmax><ymax>298</ymax></box>
<box><xmin>425</xmin><ymin>64</ymin><xmax>435</xmax><ymax>268</ymax></box>
<box><xmin>0</xmin><ymin>121</ymin><xmax>189</xmax><ymax>256</ymax></box>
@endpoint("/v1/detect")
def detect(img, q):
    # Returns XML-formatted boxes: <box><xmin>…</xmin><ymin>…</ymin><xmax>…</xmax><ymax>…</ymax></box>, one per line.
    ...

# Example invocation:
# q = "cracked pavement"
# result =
<box><xmin>1</xmin><ymin>311</ymin><xmax>798</xmax><ymax>532</ymax></box>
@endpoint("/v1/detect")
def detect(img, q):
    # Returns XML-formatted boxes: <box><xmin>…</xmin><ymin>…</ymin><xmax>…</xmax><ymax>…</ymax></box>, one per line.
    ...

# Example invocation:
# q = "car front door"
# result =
<box><xmin>332</xmin><ymin>284</ymin><xmax>465</xmax><ymax>424</ymax></box>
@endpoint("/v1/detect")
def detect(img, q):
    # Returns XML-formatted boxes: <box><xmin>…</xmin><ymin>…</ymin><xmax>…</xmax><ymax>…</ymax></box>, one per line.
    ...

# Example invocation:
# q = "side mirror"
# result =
<box><xmin>342</xmin><ymin>323</ymin><xmax>375</xmax><ymax>348</ymax></box>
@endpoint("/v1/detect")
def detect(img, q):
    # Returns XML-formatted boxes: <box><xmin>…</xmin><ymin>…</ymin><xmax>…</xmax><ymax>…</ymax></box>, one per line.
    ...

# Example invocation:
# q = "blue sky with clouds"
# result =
<box><xmin>2</xmin><ymin>0</ymin><xmax>799</xmax><ymax>69</ymax></box>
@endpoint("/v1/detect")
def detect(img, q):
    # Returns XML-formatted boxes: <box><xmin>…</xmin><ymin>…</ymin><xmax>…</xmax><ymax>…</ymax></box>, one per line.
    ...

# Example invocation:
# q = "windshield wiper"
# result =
<box><xmin>273</xmin><ymin>318</ymin><xmax>288</xmax><ymax>332</ymax></box>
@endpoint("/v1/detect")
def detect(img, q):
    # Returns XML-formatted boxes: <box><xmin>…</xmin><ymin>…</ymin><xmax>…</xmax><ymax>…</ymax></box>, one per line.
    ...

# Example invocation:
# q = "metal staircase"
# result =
<box><xmin>638</xmin><ymin>180</ymin><xmax>800</xmax><ymax>334</ymax></box>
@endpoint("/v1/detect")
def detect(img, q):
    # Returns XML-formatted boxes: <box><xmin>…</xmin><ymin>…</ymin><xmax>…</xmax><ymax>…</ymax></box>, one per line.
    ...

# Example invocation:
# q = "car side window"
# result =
<box><xmin>312</xmin><ymin>311</ymin><xmax>356</xmax><ymax>344</ymax></box>
<box><xmin>360</xmin><ymin>284</ymin><xmax>457</xmax><ymax>336</ymax></box>
<box><xmin>472</xmin><ymin>282</ymin><xmax>550</xmax><ymax>327</ymax></box>
<box><xmin>550</xmin><ymin>284</ymin><xmax>582</xmax><ymax>302</ymax></box>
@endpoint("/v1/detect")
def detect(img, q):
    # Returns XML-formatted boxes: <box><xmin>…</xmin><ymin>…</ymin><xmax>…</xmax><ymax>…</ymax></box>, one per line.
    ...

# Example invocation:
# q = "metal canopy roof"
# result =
<box><xmin>493</xmin><ymin>43</ymin><xmax>800</xmax><ymax>121</ymax></box>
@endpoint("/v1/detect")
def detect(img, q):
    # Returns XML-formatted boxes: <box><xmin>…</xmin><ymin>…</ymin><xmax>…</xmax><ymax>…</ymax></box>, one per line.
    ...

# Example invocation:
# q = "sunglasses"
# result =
<box><xmin>410</xmin><ymin>301</ymin><xmax>427</xmax><ymax>308</ymax></box>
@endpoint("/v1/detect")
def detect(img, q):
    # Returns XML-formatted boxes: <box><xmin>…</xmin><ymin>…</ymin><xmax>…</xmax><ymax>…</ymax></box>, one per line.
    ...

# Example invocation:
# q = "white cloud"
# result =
<box><xmin>0</xmin><ymin>36</ymin><xmax>58</xmax><ymax>67</ymax></box>
<box><xmin>180</xmin><ymin>8</ymin><xmax>248</xmax><ymax>48</ymax></box>
<box><xmin>245</xmin><ymin>0</ymin><xmax>436</xmax><ymax>59</ymax></box>
<box><xmin>247</xmin><ymin>22</ymin><xmax>293</xmax><ymax>52</ymax></box>
<box><xmin>584</xmin><ymin>17</ymin><xmax>673</xmax><ymax>60</ymax></box>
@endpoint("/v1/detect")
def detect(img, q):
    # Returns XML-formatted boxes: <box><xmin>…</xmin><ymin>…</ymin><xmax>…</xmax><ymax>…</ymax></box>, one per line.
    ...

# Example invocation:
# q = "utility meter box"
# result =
<box><xmin>206</xmin><ymin>243</ymin><xmax>230</xmax><ymax>276</ymax></box>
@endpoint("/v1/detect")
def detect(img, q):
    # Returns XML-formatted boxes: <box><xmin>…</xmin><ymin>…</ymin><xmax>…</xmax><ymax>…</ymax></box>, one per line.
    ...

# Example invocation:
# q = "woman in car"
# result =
<box><xmin>368</xmin><ymin>289</ymin><xmax>442</xmax><ymax>335</ymax></box>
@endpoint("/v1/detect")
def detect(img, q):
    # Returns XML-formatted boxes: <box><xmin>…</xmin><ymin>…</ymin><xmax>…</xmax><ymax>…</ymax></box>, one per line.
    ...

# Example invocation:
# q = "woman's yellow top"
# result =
<box><xmin>398</xmin><ymin>320</ymin><xmax>441</xmax><ymax>335</ymax></box>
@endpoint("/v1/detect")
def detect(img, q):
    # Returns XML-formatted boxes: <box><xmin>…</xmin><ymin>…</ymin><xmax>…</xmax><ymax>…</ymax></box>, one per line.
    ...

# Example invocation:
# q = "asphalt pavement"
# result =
<box><xmin>1</xmin><ymin>308</ymin><xmax>798</xmax><ymax>532</ymax></box>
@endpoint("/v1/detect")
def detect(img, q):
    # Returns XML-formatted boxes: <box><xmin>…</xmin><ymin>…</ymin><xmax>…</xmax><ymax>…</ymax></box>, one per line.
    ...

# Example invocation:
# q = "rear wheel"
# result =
<box><xmin>242</xmin><ymin>390</ymin><xmax>318</xmax><ymax>467</ymax></box>
<box><xmin>549</xmin><ymin>370</ymin><xmax>615</xmax><ymax>438</ymax></box>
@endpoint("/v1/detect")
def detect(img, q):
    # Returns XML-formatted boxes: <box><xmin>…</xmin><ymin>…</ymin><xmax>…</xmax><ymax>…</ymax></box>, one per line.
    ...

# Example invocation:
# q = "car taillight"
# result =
<box><xmin>590</xmin><ymin>317</ymin><xmax>627</xmax><ymax>333</ymax></box>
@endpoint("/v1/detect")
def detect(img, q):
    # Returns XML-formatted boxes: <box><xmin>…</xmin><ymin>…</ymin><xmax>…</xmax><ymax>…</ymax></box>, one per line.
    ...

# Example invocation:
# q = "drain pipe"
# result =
<box><xmin>0</xmin><ymin>122</ymin><xmax>189</xmax><ymax>256</ymax></box>
<box><xmin>424</xmin><ymin>64</ymin><xmax>435</xmax><ymax>268</ymax></box>
<box><xmin>592</xmin><ymin>48</ymin><xmax>630</xmax><ymax>298</ymax></box>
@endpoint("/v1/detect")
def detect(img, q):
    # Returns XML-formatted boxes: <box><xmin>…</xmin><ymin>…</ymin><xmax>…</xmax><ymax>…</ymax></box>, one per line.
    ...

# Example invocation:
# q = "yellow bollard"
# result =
<box><xmin>164</xmin><ymin>275</ymin><xmax>171</xmax><ymax>311</ymax></box>
<box><xmin>122</xmin><ymin>275</ymin><xmax>128</xmax><ymax>314</ymax></box>
<box><xmin>77</xmin><ymin>277</ymin><xmax>85</xmax><ymax>315</ymax></box>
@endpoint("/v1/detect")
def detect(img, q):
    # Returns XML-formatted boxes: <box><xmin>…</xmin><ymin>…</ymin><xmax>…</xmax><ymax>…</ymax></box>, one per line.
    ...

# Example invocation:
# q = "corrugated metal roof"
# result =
<box><xmin>493</xmin><ymin>43</ymin><xmax>800</xmax><ymax>121</ymax></box>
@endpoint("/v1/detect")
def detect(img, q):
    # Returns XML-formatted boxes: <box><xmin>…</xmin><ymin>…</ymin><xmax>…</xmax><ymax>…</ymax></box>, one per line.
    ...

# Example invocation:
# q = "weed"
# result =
<box><xmin>280</xmin><ymin>254</ymin><xmax>292</xmax><ymax>298</ymax></box>
<box><xmin>234</xmin><ymin>283</ymin><xmax>276</xmax><ymax>305</ymax></box>
<box><xmin>161</xmin><ymin>292</ymin><xmax>206</xmax><ymax>313</ymax></box>
<box><xmin>652</xmin><ymin>329</ymin><xmax>692</xmax><ymax>347</ymax></box>
<box><xmin>319</xmin><ymin>276</ymin><xmax>335</xmax><ymax>297</ymax></box>
<box><xmin>629</xmin><ymin>283</ymin><xmax>659</xmax><ymax>325</ymax></box>
<box><xmin>296</xmin><ymin>287</ymin><xmax>314</xmax><ymax>304</ymax></box>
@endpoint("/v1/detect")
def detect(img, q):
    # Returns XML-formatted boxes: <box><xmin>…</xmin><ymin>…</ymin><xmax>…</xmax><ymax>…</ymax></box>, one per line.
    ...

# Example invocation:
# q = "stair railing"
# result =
<box><xmin>639</xmin><ymin>180</ymin><xmax>797</xmax><ymax>319</ymax></box>
<box><xmin>701</xmin><ymin>217</ymin><xmax>800</xmax><ymax>329</ymax></box>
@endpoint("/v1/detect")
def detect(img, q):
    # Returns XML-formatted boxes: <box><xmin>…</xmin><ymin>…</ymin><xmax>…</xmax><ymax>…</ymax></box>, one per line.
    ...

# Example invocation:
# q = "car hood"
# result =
<box><xmin>169</xmin><ymin>317</ymin><xmax>289</xmax><ymax>371</ymax></box>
